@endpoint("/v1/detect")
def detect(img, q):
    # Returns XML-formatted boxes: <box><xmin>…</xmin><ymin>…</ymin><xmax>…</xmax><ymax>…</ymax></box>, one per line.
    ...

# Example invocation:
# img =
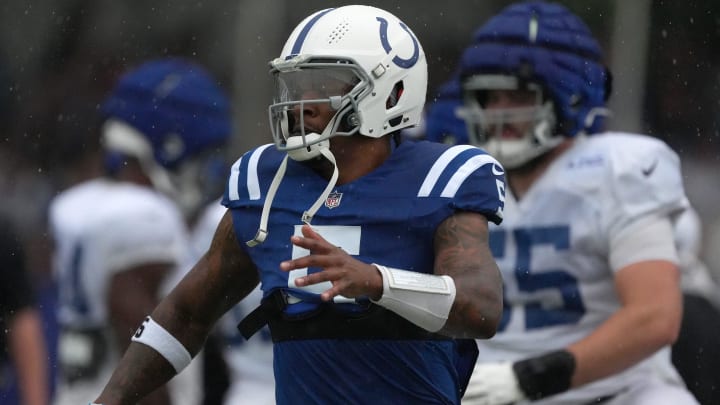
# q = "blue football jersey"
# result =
<box><xmin>222</xmin><ymin>140</ymin><xmax>505</xmax><ymax>404</ymax></box>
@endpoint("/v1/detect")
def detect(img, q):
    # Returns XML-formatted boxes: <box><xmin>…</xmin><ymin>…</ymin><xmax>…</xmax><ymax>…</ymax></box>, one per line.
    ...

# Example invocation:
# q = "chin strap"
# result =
<box><xmin>246</xmin><ymin>153</ymin><xmax>289</xmax><ymax>247</ymax></box>
<box><xmin>246</xmin><ymin>145</ymin><xmax>339</xmax><ymax>247</ymax></box>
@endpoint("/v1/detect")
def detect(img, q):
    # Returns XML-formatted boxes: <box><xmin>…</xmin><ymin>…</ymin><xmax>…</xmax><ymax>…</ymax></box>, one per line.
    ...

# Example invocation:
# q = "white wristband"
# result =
<box><xmin>370</xmin><ymin>264</ymin><xmax>456</xmax><ymax>332</ymax></box>
<box><xmin>131</xmin><ymin>316</ymin><xmax>192</xmax><ymax>373</ymax></box>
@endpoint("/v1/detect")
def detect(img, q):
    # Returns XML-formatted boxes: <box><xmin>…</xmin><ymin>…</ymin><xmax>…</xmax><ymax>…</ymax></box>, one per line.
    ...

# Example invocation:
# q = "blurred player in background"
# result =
<box><xmin>425</xmin><ymin>91</ymin><xmax>720</xmax><ymax>403</ymax></box>
<box><xmin>0</xmin><ymin>215</ymin><xmax>49</xmax><ymax>405</ymax></box>
<box><xmin>426</xmin><ymin>2</ymin><xmax>699</xmax><ymax>404</ymax></box>
<box><xmin>49</xmin><ymin>58</ymin><xmax>231</xmax><ymax>405</ymax></box>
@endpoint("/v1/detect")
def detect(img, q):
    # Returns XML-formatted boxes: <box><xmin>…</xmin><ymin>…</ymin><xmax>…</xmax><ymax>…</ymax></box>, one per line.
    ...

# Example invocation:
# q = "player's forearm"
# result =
<box><xmin>434</xmin><ymin>212</ymin><xmax>504</xmax><ymax>338</ymax></box>
<box><xmin>95</xmin><ymin>341</ymin><xmax>177</xmax><ymax>404</ymax></box>
<box><xmin>467</xmin><ymin>306</ymin><xmax>680</xmax><ymax>404</ymax></box>
<box><xmin>158</xmin><ymin>259</ymin><xmax>249</xmax><ymax>351</ymax></box>
<box><xmin>569</xmin><ymin>261</ymin><xmax>682</xmax><ymax>387</ymax></box>
<box><xmin>568</xmin><ymin>301</ymin><xmax>680</xmax><ymax>386</ymax></box>
<box><xmin>10</xmin><ymin>309</ymin><xmax>48</xmax><ymax>405</ymax></box>
<box><xmin>443</xmin><ymin>267</ymin><xmax>503</xmax><ymax>338</ymax></box>
<box><xmin>97</xmin><ymin>285</ymin><xmax>216</xmax><ymax>404</ymax></box>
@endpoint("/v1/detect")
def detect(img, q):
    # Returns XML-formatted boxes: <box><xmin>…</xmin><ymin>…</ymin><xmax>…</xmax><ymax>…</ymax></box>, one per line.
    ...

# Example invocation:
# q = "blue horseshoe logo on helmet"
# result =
<box><xmin>376</xmin><ymin>17</ymin><xmax>419</xmax><ymax>69</ymax></box>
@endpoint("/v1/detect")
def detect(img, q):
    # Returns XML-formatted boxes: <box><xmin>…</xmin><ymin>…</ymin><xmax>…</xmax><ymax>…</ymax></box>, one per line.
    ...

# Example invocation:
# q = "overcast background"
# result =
<box><xmin>1</xmin><ymin>0</ymin><xmax>719</xmax><ymax>277</ymax></box>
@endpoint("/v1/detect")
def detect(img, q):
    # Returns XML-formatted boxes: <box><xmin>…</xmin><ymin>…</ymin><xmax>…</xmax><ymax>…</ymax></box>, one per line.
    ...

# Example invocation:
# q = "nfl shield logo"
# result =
<box><xmin>325</xmin><ymin>191</ymin><xmax>343</xmax><ymax>209</ymax></box>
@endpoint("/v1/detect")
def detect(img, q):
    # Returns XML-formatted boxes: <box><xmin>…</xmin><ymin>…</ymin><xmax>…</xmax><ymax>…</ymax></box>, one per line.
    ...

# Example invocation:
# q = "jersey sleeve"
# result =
<box><xmin>602</xmin><ymin>138</ymin><xmax>688</xmax><ymax>273</ymax></box>
<box><xmin>90</xmin><ymin>204</ymin><xmax>187</xmax><ymax>275</ymax></box>
<box><xmin>444</xmin><ymin>148</ymin><xmax>506</xmax><ymax>225</ymax></box>
<box><xmin>605</xmin><ymin>137</ymin><xmax>687</xmax><ymax>235</ymax></box>
<box><xmin>222</xmin><ymin>144</ymin><xmax>275</xmax><ymax>209</ymax></box>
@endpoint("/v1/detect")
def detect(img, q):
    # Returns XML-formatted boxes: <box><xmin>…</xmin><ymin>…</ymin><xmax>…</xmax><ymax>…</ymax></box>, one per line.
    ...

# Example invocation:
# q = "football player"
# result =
<box><xmin>49</xmin><ymin>58</ymin><xmax>231</xmax><ymax>405</ymax></box>
<box><xmin>93</xmin><ymin>5</ymin><xmax>506</xmax><ymax>405</ymax></box>
<box><xmin>426</xmin><ymin>2</ymin><xmax>699</xmax><ymax>404</ymax></box>
<box><xmin>0</xmin><ymin>216</ymin><xmax>48</xmax><ymax>405</ymax></box>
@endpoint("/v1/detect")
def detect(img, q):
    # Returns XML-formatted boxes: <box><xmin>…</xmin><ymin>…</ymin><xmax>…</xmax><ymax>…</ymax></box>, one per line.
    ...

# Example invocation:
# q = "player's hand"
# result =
<box><xmin>463</xmin><ymin>362</ymin><xmax>526</xmax><ymax>405</ymax></box>
<box><xmin>279</xmin><ymin>224</ymin><xmax>383</xmax><ymax>301</ymax></box>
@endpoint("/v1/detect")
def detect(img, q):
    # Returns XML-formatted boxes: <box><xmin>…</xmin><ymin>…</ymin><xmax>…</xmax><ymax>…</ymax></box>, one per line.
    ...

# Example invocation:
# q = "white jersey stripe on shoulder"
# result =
<box><xmin>246</xmin><ymin>144</ymin><xmax>274</xmax><ymax>200</ymax></box>
<box><xmin>441</xmin><ymin>154</ymin><xmax>499</xmax><ymax>198</ymax></box>
<box><xmin>227</xmin><ymin>144</ymin><xmax>273</xmax><ymax>202</ymax></box>
<box><xmin>417</xmin><ymin>145</ymin><xmax>476</xmax><ymax>197</ymax></box>
<box><xmin>227</xmin><ymin>156</ymin><xmax>243</xmax><ymax>201</ymax></box>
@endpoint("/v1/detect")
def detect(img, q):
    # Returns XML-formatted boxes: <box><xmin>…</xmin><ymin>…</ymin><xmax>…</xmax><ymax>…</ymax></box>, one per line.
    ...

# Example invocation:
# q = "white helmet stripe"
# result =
<box><xmin>287</xmin><ymin>8</ymin><xmax>335</xmax><ymax>57</ymax></box>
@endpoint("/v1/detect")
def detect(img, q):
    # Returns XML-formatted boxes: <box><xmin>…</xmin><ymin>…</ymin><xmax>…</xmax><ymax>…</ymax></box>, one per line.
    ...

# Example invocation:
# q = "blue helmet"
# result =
<box><xmin>101</xmin><ymin>58</ymin><xmax>231</xmax><ymax>169</ymax></box>
<box><xmin>456</xmin><ymin>1</ymin><xmax>611</xmax><ymax>168</ymax></box>
<box><xmin>424</xmin><ymin>79</ymin><xmax>469</xmax><ymax>145</ymax></box>
<box><xmin>100</xmin><ymin>58</ymin><xmax>232</xmax><ymax>216</ymax></box>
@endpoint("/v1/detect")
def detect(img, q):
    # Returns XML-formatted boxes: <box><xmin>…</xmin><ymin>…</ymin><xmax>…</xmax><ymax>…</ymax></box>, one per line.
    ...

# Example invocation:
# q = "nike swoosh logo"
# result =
<box><xmin>642</xmin><ymin>159</ymin><xmax>658</xmax><ymax>176</ymax></box>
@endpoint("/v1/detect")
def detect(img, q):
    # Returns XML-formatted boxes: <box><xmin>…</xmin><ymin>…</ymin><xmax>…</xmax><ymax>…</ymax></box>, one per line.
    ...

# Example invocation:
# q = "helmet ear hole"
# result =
<box><xmin>386</xmin><ymin>81</ymin><xmax>405</xmax><ymax>109</ymax></box>
<box><xmin>386</xmin><ymin>81</ymin><xmax>406</xmax><ymax>127</ymax></box>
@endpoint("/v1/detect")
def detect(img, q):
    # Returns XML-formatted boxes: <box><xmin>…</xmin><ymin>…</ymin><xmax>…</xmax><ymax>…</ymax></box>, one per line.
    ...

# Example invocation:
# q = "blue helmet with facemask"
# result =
<box><xmin>456</xmin><ymin>1</ymin><xmax>612</xmax><ymax>168</ymax></box>
<box><xmin>100</xmin><ymin>58</ymin><xmax>232</xmax><ymax>216</ymax></box>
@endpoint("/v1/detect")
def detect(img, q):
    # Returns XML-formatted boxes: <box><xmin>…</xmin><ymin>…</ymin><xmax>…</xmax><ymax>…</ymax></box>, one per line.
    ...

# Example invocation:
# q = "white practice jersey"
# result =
<box><xmin>189</xmin><ymin>201</ymin><xmax>275</xmax><ymax>405</ymax></box>
<box><xmin>477</xmin><ymin>132</ymin><xmax>689</xmax><ymax>403</ymax></box>
<box><xmin>50</xmin><ymin>178</ymin><xmax>188</xmax><ymax>328</ymax></box>
<box><xmin>49</xmin><ymin>178</ymin><xmax>189</xmax><ymax>405</ymax></box>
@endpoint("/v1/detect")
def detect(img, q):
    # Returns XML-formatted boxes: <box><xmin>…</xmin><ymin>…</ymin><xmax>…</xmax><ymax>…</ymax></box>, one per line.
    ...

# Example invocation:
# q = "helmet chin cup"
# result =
<box><xmin>285</xmin><ymin>133</ymin><xmax>329</xmax><ymax>161</ymax></box>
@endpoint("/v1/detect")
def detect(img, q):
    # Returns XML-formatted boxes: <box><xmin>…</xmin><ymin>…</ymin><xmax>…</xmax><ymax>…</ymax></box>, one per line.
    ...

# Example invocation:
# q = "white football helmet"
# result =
<box><xmin>268</xmin><ymin>5</ymin><xmax>427</xmax><ymax>160</ymax></box>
